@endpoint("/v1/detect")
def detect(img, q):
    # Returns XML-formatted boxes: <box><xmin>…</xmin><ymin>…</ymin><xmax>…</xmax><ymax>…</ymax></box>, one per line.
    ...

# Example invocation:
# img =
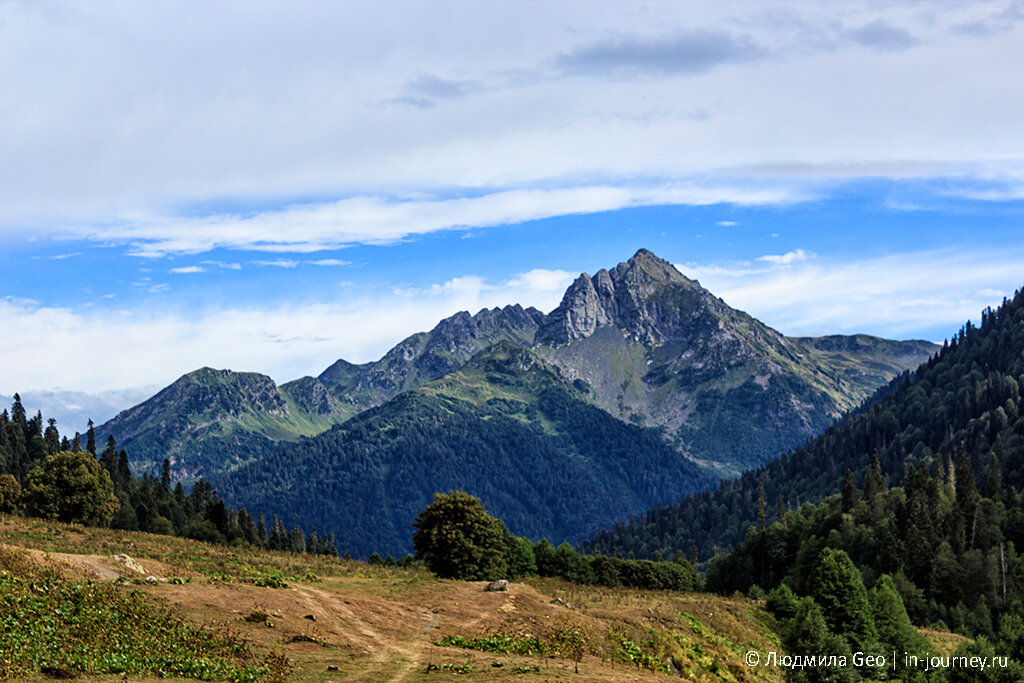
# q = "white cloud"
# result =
<box><xmin>757</xmin><ymin>248</ymin><xmax>816</xmax><ymax>265</ymax></box>
<box><xmin>251</xmin><ymin>259</ymin><xmax>299</xmax><ymax>268</ymax></box>
<box><xmin>169</xmin><ymin>265</ymin><xmax>205</xmax><ymax>274</ymax></box>
<box><xmin>716</xmin><ymin>220</ymin><xmax>739</xmax><ymax>227</ymax></box>
<box><xmin>0</xmin><ymin>267</ymin><xmax>577</xmax><ymax>395</ymax></box>
<box><xmin>507</xmin><ymin>268</ymin><xmax>575</xmax><ymax>292</ymax></box>
<box><xmin>310</xmin><ymin>259</ymin><xmax>351</xmax><ymax>267</ymax></box>
<box><xmin>96</xmin><ymin>184</ymin><xmax>801</xmax><ymax>256</ymax></box>
<box><xmin>683</xmin><ymin>247</ymin><xmax>1024</xmax><ymax>339</ymax></box>
<box><xmin>201</xmin><ymin>260</ymin><xmax>242</xmax><ymax>270</ymax></box>
<box><xmin>3</xmin><ymin>2</ymin><xmax>1023</xmax><ymax>246</ymax></box>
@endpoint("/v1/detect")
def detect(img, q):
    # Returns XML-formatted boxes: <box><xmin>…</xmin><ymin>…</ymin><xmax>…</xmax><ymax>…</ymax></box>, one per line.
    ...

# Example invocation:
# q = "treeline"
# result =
<box><xmin>0</xmin><ymin>395</ymin><xmax>336</xmax><ymax>556</ymax></box>
<box><xmin>586</xmin><ymin>286</ymin><xmax>1024</xmax><ymax>563</ymax></box>
<box><xmin>412</xmin><ymin>490</ymin><xmax>701</xmax><ymax>592</ymax></box>
<box><xmin>532</xmin><ymin>538</ymin><xmax>700</xmax><ymax>592</ymax></box>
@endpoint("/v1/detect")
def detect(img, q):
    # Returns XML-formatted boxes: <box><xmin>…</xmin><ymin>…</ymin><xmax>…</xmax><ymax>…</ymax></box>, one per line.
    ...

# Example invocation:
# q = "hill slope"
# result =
<box><xmin>96</xmin><ymin>367</ymin><xmax>354</xmax><ymax>479</ymax></box>
<box><xmin>586</xmin><ymin>287</ymin><xmax>1024</xmax><ymax>565</ymax></box>
<box><xmin>0</xmin><ymin>514</ymin><xmax>797</xmax><ymax>683</ymax></box>
<box><xmin>213</xmin><ymin>343</ymin><xmax>717</xmax><ymax>558</ymax></box>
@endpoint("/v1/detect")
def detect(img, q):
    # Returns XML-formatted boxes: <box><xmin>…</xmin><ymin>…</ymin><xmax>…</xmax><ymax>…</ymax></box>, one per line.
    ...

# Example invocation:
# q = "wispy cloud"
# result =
<box><xmin>845</xmin><ymin>19</ymin><xmax>920</xmax><ymax>52</ymax></box>
<box><xmin>251</xmin><ymin>259</ymin><xmax>300</xmax><ymax>268</ymax></box>
<box><xmin>388</xmin><ymin>73</ymin><xmax>486</xmax><ymax>108</ymax></box>
<box><xmin>757</xmin><ymin>248</ymin><xmax>815</xmax><ymax>265</ymax></box>
<box><xmin>309</xmin><ymin>259</ymin><xmax>351</xmax><ymax>267</ymax></box>
<box><xmin>170</xmin><ymin>266</ymin><xmax>205</xmax><ymax>274</ymax></box>
<box><xmin>100</xmin><ymin>183</ymin><xmax>802</xmax><ymax>257</ymax></box>
<box><xmin>32</xmin><ymin>252</ymin><xmax>82</xmax><ymax>260</ymax></box>
<box><xmin>201</xmin><ymin>260</ymin><xmax>242</xmax><ymax>270</ymax></box>
<box><xmin>553</xmin><ymin>29</ymin><xmax>768</xmax><ymax>78</ymax></box>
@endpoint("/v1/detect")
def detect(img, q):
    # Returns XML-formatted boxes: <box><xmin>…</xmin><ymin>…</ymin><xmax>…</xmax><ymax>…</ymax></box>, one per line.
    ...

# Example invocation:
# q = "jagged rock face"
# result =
<box><xmin>533</xmin><ymin>249</ymin><xmax>937</xmax><ymax>473</ymax></box>
<box><xmin>321</xmin><ymin>303</ymin><xmax>546</xmax><ymax>409</ymax></box>
<box><xmin>537</xmin><ymin>249</ymin><xmax>721</xmax><ymax>346</ymax></box>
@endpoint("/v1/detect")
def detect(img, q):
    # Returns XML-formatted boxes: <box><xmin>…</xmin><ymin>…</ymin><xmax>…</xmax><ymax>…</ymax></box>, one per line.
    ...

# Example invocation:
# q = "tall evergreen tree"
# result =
<box><xmin>863</xmin><ymin>450</ymin><xmax>885</xmax><ymax>502</ymax></box>
<box><xmin>809</xmin><ymin>548</ymin><xmax>877</xmax><ymax>654</ymax></box>
<box><xmin>86</xmin><ymin>419</ymin><xmax>96</xmax><ymax>455</ymax></box>
<box><xmin>841</xmin><ymin>470</ymin><xmax>859</xmax><ymax>513</ymax></box>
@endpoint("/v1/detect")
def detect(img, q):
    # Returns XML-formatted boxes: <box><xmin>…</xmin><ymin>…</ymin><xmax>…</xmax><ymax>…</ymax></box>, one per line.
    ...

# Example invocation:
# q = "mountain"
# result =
<box><xmin>318</xmin><ymin>303</ymin><xmax>545</xmax><ymax>410</ymax></box>
<box><xmin>585</xmin><ymin>287</ymin><xmax>1024</xmax><ymax>566</ymax></box>
<box><xmin>97</xmin><ymin>367</ymin><xmax>354</xmax><ymax>479</ymax></box>
<box><xmin>213</xmin><ymin>342</ymin><xmax>718</xmax><ymax>557</ymax></box>
<box><xmin>99</xmin><ymin>249</ymin><xmax>936</xmax><ymax>481</ymax></box>
<box><xmin>533</xmin><ymin>249</ymin><xmax>936</xmax><ymax>473</ymax></box>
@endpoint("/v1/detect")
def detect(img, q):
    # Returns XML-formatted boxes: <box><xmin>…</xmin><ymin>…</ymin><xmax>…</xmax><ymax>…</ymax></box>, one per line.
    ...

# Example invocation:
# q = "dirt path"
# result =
<box><xmin>295</xmin><ymin>584</ymin><xmax>438</xmax><ymax>682</ymax></box>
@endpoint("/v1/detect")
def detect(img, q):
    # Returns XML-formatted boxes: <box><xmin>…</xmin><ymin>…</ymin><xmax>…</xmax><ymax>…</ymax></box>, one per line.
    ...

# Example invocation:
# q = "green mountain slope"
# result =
<box><xmin>586</xmin><ymin>287</ymin><xmax>1024</xmax><ymax>567</ymax></box>
<box><xmin>213</xmin><ymin>343</ymin><xmax>717</xmax><ymax>558</ymax></box>
<box><xmin>97</xmin><ymin>368</ymin><xmax>355</xmax><ymax>479</ymax></box>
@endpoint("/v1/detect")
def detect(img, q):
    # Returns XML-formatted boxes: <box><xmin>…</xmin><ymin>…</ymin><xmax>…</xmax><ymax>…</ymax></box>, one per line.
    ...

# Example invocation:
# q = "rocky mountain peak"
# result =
<box><xmin>536</xmin><ymin>248</ymin><xmax>707</xmax><ymax>346</ymax></box>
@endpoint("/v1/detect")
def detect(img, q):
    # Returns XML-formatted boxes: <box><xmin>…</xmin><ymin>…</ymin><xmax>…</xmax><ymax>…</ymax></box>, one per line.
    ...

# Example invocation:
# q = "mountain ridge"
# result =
<box><xmin>98</xmin><ymin>248</ymin><xmax>938</xmax><ymax>481</ymax></box>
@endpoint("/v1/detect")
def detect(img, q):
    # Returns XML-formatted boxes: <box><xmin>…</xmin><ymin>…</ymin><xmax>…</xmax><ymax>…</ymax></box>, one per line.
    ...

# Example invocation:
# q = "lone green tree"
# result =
<box><xmin>22</xmin><ymin>450</ymin><xmax>119</xmax><ymax>525</ymax></box>
<box><xmin>412</xmin><ymin>490</ymin><xmax>509</xmax><ymax>580</ymax></box>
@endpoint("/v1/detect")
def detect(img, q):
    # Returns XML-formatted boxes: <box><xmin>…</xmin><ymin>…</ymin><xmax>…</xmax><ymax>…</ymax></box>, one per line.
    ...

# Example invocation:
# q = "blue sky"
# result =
<box><xmin>3</xmin><ymin>1</ymin><xmax>1024</xmax><ymax>430</ymax></box>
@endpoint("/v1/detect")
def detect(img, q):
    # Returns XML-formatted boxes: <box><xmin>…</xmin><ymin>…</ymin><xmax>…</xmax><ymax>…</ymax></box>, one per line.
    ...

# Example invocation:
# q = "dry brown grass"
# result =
<box><xmin>0</xmin><ymin>515</ymin><xmax>810</xmax><ymax>682</ymax></box>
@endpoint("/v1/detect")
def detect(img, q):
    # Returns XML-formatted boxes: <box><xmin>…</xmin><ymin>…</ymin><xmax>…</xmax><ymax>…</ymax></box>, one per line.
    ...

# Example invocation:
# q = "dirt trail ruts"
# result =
<box><xmin>295</xmin><ymin>584</ymin><xmax>438</xmax><ymax>682</ymax></box>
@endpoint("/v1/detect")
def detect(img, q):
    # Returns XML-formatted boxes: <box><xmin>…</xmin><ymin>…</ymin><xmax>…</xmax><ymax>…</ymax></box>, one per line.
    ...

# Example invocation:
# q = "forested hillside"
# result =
<box><xmin>214</xmin><ymin>343</ymin><xmax>716</xmax><ymax>558</ymax></box>
<box><xmin>0</xmin><ymin>395</ymin><xmax>335</xmax><ymax>556</ymax></box>
<box><xmin>586</xmin><ymin>287</ymin><xmax>1024</xmax><ymax>564</ymax></box>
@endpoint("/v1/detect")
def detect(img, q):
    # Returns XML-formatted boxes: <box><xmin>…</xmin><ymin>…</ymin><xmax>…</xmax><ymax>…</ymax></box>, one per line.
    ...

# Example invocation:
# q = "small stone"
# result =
<box><xmin>327</xmin><ymin>665</ymin><xmax>339</xmax><ymax>671</ymax></box>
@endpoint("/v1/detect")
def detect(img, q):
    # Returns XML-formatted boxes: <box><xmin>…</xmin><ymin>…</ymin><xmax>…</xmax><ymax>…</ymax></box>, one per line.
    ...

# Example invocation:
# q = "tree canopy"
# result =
<box><xmin>412</xmin><ymin>490</ymin><xmax>510</xmax><ymax>580</ymax></box>
<box><xmin>22</xmin><ymin>450</ymin><xmax>119</xmax><ymax>525</ymax></box>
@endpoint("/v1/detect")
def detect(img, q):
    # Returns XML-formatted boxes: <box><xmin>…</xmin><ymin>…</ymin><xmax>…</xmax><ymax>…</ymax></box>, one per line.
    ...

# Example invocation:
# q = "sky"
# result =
<box><xmin>3</xmin><ymin>0</ymin><xmax>1024</xmax><ymax>431</ymax></box>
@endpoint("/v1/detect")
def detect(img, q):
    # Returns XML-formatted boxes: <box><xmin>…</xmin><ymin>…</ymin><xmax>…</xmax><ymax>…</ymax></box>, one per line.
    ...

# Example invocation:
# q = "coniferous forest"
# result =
<box><xmin>0</xmin><ymin>400</ymin><xmax>337</xmax><ymax>557</ymax></box>
<box><xmin>586</xmin><ymin>288</ymin><xmax>1024</xmax><ymax>565</ymax></box>
<box><xmin>576</xmin><ymin>286</ymin><xmax>1024</xmax><ymax>675</ymax></box>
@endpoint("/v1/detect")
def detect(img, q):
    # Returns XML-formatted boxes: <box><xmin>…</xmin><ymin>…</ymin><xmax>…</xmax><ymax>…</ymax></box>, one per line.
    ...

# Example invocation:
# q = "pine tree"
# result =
<box><xmin>863</xmin><ymin>450</ymin><xmax>885</xmax><ymax>501</ymax></box>
<box><xmin>86</xmin><ymin>420</ymin><xmax>96</xmax><ymax>455</ymax></box>
<box><xmin>809</xmin><ymin>548</ymin><xmax>878</xmax><ymax>653</ymax></box>
<box><xmin>43</xmin><ymin>419</ymin><xmax>60</xmax><ymax>455</ymax></box>
<box><xmin>985</xmin><ymin>452</ymin><xmax>1003</xmax><ymax>499</ymax></box>
<box><xmin>784</xmin><ymin>598</ymin><xmax>857</xmax><ymax>683</ymax></box>
<box><xmin>870</xmin><ymin>574</ymin><xmax>930</xmax><ymax>655</ymax></box>
<box><xmin>257</xmin><ymin>513</ymin><xmax>268</xmax><ymax>546</ymax></box>
<box><xmin>841</xmin><ymin>470</ymin><xmax>859</xmax><ymax>513</ymax></box>
<box><xmin>757</xmin><ymin>482</ymin><xmax>767</xmax><ymax>531</ymax></box>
